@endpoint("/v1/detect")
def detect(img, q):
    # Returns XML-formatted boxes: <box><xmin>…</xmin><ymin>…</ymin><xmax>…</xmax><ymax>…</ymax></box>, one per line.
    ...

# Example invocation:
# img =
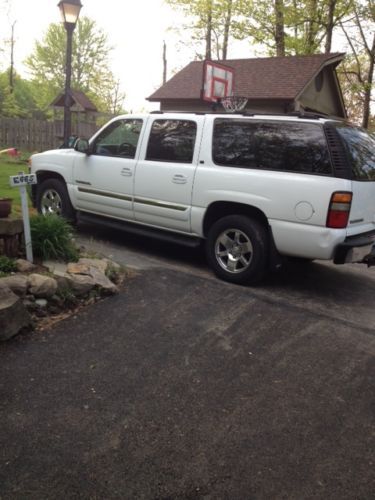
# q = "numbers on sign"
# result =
<box><xmin>9</xmin><ymin>174</ymin><xmax>37</xmax><ymax>187</ymax></box>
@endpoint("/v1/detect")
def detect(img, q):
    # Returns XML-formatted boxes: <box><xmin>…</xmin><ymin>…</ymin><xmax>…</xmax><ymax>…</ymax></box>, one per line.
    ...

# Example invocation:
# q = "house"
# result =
<box><xmin>147</xmin><ymin>53</ymin><xmax>346</xmax><ymax>118</ymax></box>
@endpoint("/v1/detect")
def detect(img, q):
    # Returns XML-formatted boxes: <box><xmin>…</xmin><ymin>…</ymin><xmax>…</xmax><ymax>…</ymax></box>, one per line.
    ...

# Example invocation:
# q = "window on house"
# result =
<box><xmin>146</xmin><ymin>119</ymin><xmax>197</xmax><ymax>163</ymax></box>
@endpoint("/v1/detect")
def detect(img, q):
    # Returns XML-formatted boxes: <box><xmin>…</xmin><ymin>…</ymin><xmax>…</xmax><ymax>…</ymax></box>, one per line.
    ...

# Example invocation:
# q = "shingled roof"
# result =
<box><xmin>148</xmin><ymin>53</ymin><xmax>345</xmax><ymax>101</ymax></box>
<box><xmin>51</xmin><ymin>90</ymin><xmax>98</xmax><ymax>112</ymax></box>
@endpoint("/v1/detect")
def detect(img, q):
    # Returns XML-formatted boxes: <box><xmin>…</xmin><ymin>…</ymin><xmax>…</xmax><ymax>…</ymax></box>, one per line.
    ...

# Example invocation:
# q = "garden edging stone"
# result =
<box><xmin>0</xmin><ymin>285</ymin><xmax>31</xmax><ymax>341</ymax></box>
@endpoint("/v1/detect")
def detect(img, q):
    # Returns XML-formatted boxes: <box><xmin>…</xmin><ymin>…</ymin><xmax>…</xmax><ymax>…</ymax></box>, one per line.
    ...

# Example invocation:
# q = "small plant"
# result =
<box><xmin>30</xmin><ymin>214</ymin><xmax>79</xmax><ymax>262</ymax></box>
<box><xmin>56</xmin><ymin>286</ymin><xmax>78</xmax><ymax>306</ymax></box>
<box><xmin>0</xmin><ymin>255</ymin><xmax>17</xmax><ymax>275</ymax></box>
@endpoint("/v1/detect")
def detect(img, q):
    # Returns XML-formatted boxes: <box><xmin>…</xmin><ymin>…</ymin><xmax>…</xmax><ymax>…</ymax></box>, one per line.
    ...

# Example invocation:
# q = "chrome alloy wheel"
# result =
<box><xmin>40</xmin><ymin>189</ymin><xmax>62</xmax><ymax>215</ymax></box>
<box><xmin>214</xmin><ymin>228</ymin><xmax>253</xmax><ymax>274</ymax></box>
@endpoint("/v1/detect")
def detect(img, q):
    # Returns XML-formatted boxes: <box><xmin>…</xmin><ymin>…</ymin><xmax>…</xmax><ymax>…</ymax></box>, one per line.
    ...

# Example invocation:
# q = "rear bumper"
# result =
<box><xmin>334</xmin><ymin>230</ymin><xmax>375</xmax><ymax>265</ymax></box>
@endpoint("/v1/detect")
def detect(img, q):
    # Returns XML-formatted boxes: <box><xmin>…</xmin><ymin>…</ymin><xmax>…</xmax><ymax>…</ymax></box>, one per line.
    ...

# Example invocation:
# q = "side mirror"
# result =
<box><xmin>74</xmin><ymin>138</ymin><xmax>90</xmax><ymax>155</ymax></box>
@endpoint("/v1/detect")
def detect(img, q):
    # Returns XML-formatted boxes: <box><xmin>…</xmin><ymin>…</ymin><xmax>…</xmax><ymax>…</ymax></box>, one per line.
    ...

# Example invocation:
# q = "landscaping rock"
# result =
<box><xmin>78</xmin><ymin>258</ymin><xmax>108</xmax><ymax>274</ymax></box>
<box><xmin>65</xmin><ymin>274</ymin><xmax>95</xmax><ymax>296</ymax></box>
<box><xmin>88</xmin><ymin>266</ymin><xmax>118</xmax><ymax>294</ymax></box>
<box><xmin>102</xmin><ymin>258</ymin><xmax>121</xmax><ymax>271</ymax></box>
<box><xmin>0</xmin><ymin>274</ymin><xmax>28</xmax><ymax>296</ymax></box>
<box><xmin>52</xmin><ymin>271</ymin><xmax>71</xmax><ymax>291</ymax></box>
<box><xmin>15</xmin><ymin>259</ymin><xmax>37</xmax><ymax>273</ymax></box>
<box><xmin>0</xmin><ymin>286</ymin><xmax>31</xmax><ymax>341</ymax></box>
<box><xmin>66</xmin><ymin>259</ymin><xmax>118</xmax><ymax>294</ymax></box>
<box><xmin>66</xmin><ymin>262</ymin><xmax>90</xmax><ymax>275</ymax></box>
<box><xmin>44</xmin><ymin>261</ymin><xmax>68</xmax><ymax>275</ymax></box>
<box><xmin>35</xmin><ymin>299</ymin><xmax>48</xmax><ymax>308</ymax></box>
<box><xmin>28</xmin><ymin>274</ymin><xmax>58</xmax><ymax>298</ymax></box>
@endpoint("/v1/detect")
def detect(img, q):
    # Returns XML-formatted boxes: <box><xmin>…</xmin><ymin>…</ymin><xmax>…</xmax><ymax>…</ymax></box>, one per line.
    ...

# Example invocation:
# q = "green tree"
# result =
<box><xmin>339</xmin><ymin>0</ymin><xmax>375</xmax><ymax>128</ymax></box>
<box><xmin>232</xmin><ymin>0</ymin><xmax>352</xmax><ymax>56</ymax></box>
<box><xmin>25</xmin><ymin>17</ymin><xmax>124</xmax><ymax>115</ymax></box>
<box><xmin>0</xmin><ymin>71</ymin><xmax>37</xmax><ymax>117</ymax></box>
<box><xmin>166</xmin><ymin>0</ymin><xmax>241</xmax><ymax>60</ymax></box>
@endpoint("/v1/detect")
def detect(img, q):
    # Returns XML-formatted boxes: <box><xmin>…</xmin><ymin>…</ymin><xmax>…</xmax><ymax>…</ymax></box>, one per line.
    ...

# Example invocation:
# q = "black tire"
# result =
<box><xmin>206</xmin><ymin>215</ymin><xmax>268</xmax><ymax>285</ymax></box>
<box><xmin>36</xmin><ymin>178</ymin><xmax>76</xmax><ymax>222</ymax></box>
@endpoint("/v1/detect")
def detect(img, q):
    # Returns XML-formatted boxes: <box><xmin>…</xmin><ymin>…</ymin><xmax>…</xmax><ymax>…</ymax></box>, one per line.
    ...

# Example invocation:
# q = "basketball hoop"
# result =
<box><xmin>221</xmin><ymin>95</ymin><xmax>248</xmax><ymax>112</ymax></box>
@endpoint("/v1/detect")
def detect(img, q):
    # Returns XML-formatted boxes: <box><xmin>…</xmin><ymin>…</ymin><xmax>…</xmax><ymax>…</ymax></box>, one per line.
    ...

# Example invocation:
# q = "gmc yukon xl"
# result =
<box><xmin>30</xmin><ymin>112</ymin><xmax>375</xmax><ymax>284</ymax></box>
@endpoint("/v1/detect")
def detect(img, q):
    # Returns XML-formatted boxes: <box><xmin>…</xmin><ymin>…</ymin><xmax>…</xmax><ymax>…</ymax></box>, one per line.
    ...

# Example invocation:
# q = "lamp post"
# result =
<box><xmin>58</xmin><ymin>0</ymin><xmax>82</xmax><ymax>146</ymax></box>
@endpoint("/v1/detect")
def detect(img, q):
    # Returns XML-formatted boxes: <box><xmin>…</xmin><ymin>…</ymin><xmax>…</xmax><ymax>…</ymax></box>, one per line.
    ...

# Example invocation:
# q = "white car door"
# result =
<box><xmin>72</xmin><ymin>118</ymin><xmax>144</xmax><ymax>220</ymax></box>
<box><xmin>134</xmin><ymin>116</ymin><xmax>204</xmax><ymax>233</ymax></box>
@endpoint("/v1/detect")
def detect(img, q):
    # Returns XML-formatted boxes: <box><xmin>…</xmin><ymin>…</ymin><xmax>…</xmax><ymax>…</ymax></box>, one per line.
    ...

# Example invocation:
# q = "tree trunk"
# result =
<box><xmin>9</xmin><ymin>21</ymin><xmax>16</xmax><ymax>93</ymax></box>
<box><xmin>325</xmin><ymin>0</ymin><xmax>336</xmax><ymax>53</ymax></box>
<box><xmin>205</xmin><ymin>1</ymin><xmax>213</xmax><ymax>60</ymax></box>
<box><xmin>222</xmin><ymin>0</ymin><xmax>233</xmax><ymax>60</ymax></box>
<box><xmin>306</xmin><ymin>0</ymin><xmax>318</xmax><ymax>53</ymax></box>
<box><xmin>163</xmin><ymin>40</ymin><xmax>167</xmax><ymax>84</ymax></box>
<box><xmin>362</xmin><ymin>34</ymin><xmax>375</xmax><ymax>129</ymax></box>
<box><xmin>275</xmin><ymin>0</ymin><xmax>285</xmax><ymax>56</ymax></box>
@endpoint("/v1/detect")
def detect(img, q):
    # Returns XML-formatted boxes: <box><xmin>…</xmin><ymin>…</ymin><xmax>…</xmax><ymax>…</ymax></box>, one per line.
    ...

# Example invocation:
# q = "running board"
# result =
<box><xmin>77</xmin><ymin>211</ymin><xmax>202</xmax><ymax>248</ymax></box>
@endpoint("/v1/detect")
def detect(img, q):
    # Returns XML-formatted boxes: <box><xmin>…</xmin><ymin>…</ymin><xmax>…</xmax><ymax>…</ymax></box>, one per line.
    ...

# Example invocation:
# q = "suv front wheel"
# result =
<box><xmin>36</xmin><ymin>178</ymin><xmax>76</xmax><ymax>222</ymax></box>
<box><xmin>206</xmin><ymin>215</ymin><xmax>268</xmax><ymax>285</ymax></box>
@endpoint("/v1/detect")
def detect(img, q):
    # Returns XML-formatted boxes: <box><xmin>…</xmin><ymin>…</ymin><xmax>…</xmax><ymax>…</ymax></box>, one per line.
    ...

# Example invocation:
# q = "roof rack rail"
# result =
<box><xmin>238</xmin><ymin>110</ymin><xmax>328</xmax><ymax>120</ymax></box>
<box><xmin>287</xmin><ymin>110</ymin><xmax>328</xmax><ymax>119</ymax></box>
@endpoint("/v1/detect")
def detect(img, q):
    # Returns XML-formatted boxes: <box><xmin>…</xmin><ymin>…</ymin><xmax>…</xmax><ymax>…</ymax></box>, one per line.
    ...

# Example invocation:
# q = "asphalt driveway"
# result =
<box><xmin>1</xmin><ymin>258</ymin><xmax>374</xmax><ymax>499</ymax></box>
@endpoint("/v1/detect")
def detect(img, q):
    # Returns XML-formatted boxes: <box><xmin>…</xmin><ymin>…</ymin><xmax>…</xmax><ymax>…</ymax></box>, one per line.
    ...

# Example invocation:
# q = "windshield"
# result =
<box><xmin>337</xmin><ymin>126</ymin><xmax>375</xmax><ymax>181</ymax></box>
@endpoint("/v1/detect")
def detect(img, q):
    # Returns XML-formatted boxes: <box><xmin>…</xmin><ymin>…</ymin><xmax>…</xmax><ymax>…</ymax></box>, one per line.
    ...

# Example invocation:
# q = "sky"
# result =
<box><xmin>0</xmin><ymin>0</ymin><xmax>348</xmax><ymax>112</ymax></box>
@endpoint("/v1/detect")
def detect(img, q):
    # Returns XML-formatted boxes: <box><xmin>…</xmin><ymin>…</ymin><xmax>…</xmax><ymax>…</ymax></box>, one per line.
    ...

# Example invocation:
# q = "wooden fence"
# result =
<box><xmin>0</xmin><ymin>118</ymin><xmax>98</xmax><ymax>152</ymax></box>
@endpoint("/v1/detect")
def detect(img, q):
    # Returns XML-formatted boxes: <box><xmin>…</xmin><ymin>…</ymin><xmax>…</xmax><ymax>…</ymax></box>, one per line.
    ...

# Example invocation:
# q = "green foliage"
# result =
<box><xmin>25</xmin><ymin>17</ymin><xmax>125</xmax><ymax>115</ymax></box>
<box><xmin>166</xmin><ymin>0</ymin><xmax>241</xmax><ymax>59</ymax></box>
<box><xmin>30</xmin><ymin>214</ymin><xmax>79</xmax><ymax>262</ymax></box>
<box><xmin>56</xmin><ymin>285</ymin><xmax>77</xmax><ymax>306</ymax></box>
<box><xmin>0</xmin><ymin>71</ymin><xmax>38</xmax><ymax>118</ymax></box>
<box><xmin>231</xmin><ymin>0</ymin><xmax>353</xmax><ymax>56</ymax></box>
<box><xmin>0</xmin><ymin>255</ymin><xmax>17</xmax><ymax>274</ymax></box>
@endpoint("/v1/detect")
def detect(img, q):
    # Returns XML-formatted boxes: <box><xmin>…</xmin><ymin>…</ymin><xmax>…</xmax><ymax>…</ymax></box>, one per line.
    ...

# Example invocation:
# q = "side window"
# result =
<box><xmin>146</xmin><ymin>119</ymin><xmax>197</xmax><ymax>163</ymax></box>
<box><xmin>93</xmin><ymin>119</ymin><xmax>143</xmax><ymax>158</ymax></box>
<box><xmin>213</xmin><ymin>119</ymin><xmax>332</xmax><ymax>175</ymax></box>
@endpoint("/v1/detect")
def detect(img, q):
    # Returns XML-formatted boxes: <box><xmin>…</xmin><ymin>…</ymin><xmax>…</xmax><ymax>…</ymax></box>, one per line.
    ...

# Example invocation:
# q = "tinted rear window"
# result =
<box><xmin>213</xmin><ymin>119</ymin><xmax>332</xmax><ymax>175</ymax></box>
<box><xmin>336</xmin><ymin>126</ymin><xmax>375</xmax><ymax>181</ymax></box>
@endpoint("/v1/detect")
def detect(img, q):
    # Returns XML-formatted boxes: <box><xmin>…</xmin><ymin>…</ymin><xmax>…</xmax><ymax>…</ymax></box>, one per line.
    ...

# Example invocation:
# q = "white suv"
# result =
<box><xmin>30</xmin><ymin>112</ymin><xmax>375</xmax><ymax>284</ymax></box>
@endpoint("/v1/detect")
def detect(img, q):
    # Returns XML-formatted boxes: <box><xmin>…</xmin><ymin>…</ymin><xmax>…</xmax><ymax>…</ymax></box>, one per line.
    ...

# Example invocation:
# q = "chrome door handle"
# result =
<box><xmin>121</xmin><ymin>167</ymin><xmax>132</xmax><ymax>177</ymax></box>
<box><xmin>172</xmin><ymin>174</ymin><xmax>188</xmax><ymax>184</ymax></box>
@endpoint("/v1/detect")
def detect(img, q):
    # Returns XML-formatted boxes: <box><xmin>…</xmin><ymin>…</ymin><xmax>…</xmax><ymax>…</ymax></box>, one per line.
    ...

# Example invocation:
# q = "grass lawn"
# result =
<box><xmin>0</xmin><ymin>157</ymin><xmax>35</xmax><ymax>217</ymax></box>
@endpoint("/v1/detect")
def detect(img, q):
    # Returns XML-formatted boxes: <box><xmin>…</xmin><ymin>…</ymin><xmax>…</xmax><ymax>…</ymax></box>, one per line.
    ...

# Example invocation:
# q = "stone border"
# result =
<box><xmin>0</xmin><ymin>257</ymin><xmax>125</xmax><ymax>341</ymax></box>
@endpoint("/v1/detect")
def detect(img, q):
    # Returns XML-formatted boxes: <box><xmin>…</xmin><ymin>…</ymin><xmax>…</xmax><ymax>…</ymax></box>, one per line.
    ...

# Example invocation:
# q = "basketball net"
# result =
<box><xmin>221</xmin><ymin>95</ymin><xmax>248</xmax><ymax>112</ymax></box>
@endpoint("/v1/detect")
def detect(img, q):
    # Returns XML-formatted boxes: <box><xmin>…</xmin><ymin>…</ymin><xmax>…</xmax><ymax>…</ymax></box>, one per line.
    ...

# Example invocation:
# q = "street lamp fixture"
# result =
<box><xmin>58</xmin><ymin>0</ymin><xmax>82</xmax><ymax>146</ymax></box>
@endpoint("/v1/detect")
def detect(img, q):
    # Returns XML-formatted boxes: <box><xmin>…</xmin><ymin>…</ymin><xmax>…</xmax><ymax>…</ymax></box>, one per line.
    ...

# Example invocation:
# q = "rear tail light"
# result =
<box><xmin>326</xmin><ymin>191</ymin><xmax>352</xmax><ymax>228</ymax></box>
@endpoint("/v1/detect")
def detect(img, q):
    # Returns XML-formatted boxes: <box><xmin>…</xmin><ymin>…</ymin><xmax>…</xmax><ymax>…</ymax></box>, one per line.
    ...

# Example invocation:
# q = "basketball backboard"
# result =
<box><xmin>202</xmin><ymin>61</ymin><xmax>234</xmax><ymax>103</ymax></box>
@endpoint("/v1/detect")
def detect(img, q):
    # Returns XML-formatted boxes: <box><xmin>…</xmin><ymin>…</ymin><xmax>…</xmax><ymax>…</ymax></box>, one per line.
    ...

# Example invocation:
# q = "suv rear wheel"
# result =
<box><xmin>37</xmin><ymin>178</ymin><xmax>76</xmax><ymax>222</ymax></box>
<box><xmin>206</xmin><ymin>215</ymin><xmax>268</xmax><ymax>285</ymax></box>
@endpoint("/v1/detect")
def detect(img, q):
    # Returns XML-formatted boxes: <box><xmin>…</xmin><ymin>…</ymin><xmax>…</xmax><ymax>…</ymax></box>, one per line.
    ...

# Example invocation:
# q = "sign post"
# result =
<box><xmin>9</xmin><ymin>173</ymin><xmax>37</xmax><ymax>263</ymax></box>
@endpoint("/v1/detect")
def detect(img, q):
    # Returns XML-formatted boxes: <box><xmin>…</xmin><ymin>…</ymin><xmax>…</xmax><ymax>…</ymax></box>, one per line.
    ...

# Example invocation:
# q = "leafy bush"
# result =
<box><xmin>30</xmin><ymin>214</ymin><xmax>79</xmax><ymax>262</ymax></box>
<box><xmin>0</xmin><ymin>255</ymin><xmax>17</xmax><ymax>275</ymax></box>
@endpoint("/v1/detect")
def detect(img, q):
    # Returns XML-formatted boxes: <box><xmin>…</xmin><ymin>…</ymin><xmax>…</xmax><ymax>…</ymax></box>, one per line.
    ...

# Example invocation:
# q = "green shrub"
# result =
<box><xmin>0</xmin><ymin>255</ymin><xmax>17</xmax><ymax>275</ymax></box>
<box><xmin>30</xmin><ymin>214</ymin><xmax>79</xmax><ymax>262</ymax></box>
